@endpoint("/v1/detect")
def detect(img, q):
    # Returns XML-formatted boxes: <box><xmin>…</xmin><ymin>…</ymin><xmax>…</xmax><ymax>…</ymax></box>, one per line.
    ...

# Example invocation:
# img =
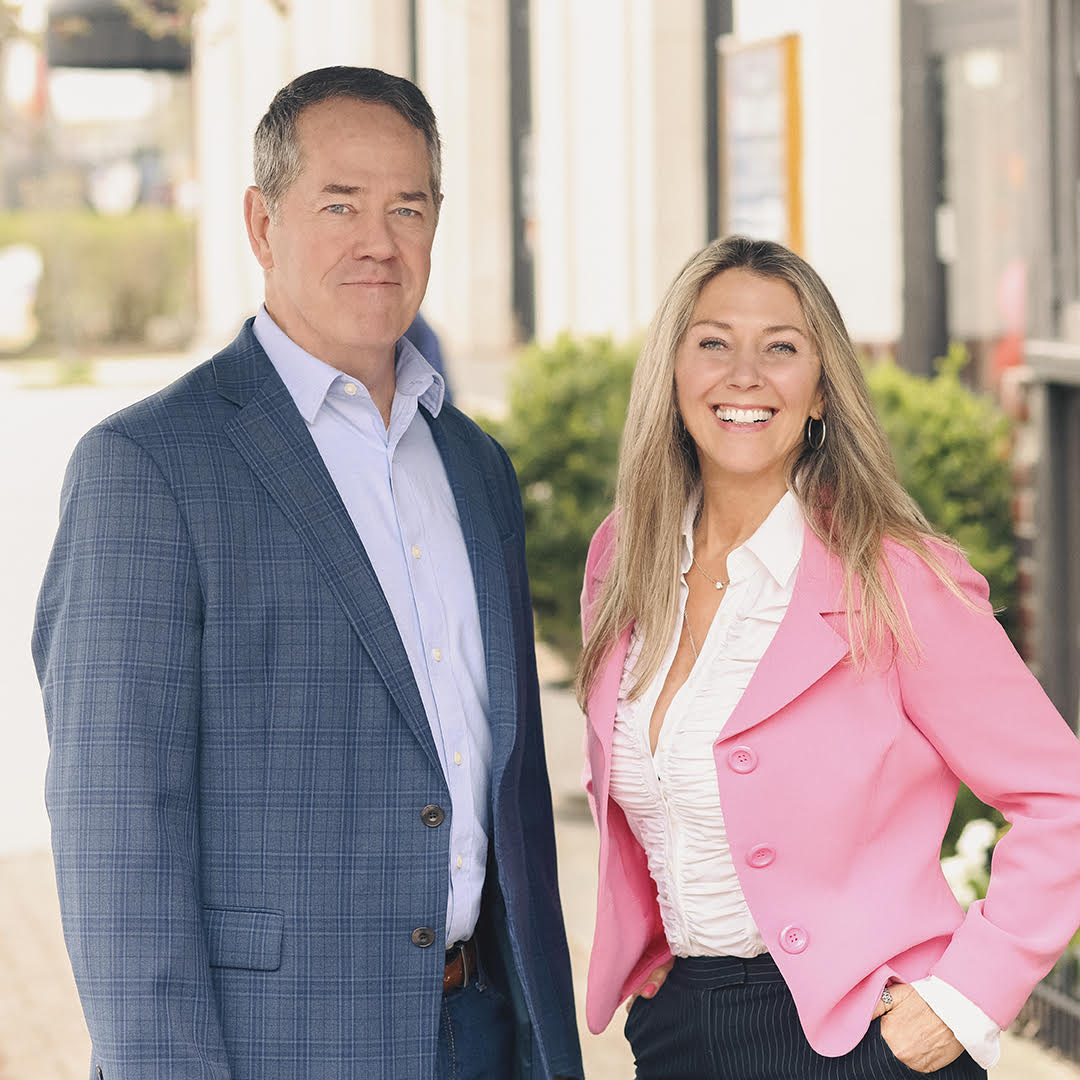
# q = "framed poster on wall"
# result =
<box><xmin>719</xmin><ymin>33</ymin><xmax>802</xmax><ymax>251</ymax></box>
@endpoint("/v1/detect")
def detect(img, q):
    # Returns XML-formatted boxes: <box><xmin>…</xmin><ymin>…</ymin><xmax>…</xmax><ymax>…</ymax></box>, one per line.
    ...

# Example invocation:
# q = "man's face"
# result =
<box><xmin>246</xmin><ymin>97</ymin><xmax>438</xmax><ymax>371</ymax></box>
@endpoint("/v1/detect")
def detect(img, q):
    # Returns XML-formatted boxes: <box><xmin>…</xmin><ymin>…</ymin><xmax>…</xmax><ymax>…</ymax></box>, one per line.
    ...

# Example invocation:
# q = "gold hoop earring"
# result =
<box><xmin>806</xmin><ymin>416</ymin><xmax>826</xmax><ymax>450</ymax></box>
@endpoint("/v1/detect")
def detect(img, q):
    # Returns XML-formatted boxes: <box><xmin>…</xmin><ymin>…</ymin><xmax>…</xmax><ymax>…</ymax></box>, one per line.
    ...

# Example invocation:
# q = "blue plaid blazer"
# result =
<box><xmin>33</xmin><ymin>322</ymin><xmax>583</xmax><ymax>1080</ymax></box>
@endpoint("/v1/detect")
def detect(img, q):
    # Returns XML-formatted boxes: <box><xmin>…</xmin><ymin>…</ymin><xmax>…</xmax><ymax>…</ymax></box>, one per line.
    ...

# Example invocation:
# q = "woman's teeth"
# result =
<box><xmin>712</xmin><ymin>406</ymin><xmax>774</xmax><ymax>424</ymax></box>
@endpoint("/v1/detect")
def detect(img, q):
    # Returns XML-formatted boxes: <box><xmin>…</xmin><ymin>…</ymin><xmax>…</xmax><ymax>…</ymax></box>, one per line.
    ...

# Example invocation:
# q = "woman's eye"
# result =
<box><xmin>768</xmin><ymin>341</ymin><xmax>797</xmax><ymax>354</ymax></box>
<box><xmin>699</xmin><ymin>338</ymin><xmax>726</xmax><ymax>350</ymax></box>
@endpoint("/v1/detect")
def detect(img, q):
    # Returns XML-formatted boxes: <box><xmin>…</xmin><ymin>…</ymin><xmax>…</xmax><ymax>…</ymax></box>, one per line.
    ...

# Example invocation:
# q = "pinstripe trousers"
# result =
<box><xmin>625</xmin><ymin>955</ymin><xmax>987</xmax><ymax>1080</ymax></box>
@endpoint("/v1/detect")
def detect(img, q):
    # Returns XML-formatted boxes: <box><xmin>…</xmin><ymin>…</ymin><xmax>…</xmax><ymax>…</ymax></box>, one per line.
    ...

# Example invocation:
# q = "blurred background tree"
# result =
<box><xmin>483</xmin><ymin>334</ymin><xmax>637</xmax><ymax>663</ymax></box>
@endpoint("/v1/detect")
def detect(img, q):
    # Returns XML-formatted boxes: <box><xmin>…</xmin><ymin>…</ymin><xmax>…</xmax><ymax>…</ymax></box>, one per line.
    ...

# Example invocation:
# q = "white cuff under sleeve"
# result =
<box><xmin>911</xmin><ymin>975</ymin><xmax>1001</xmax><ymax>1069</ymax></box>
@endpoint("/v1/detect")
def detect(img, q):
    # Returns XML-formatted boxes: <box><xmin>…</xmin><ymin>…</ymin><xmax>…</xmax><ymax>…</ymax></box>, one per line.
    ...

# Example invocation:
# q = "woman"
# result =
<box><xmin>577</xmin><ymin>236</ymin><xmax>1080</xmax><ymax>1078</ymax></box>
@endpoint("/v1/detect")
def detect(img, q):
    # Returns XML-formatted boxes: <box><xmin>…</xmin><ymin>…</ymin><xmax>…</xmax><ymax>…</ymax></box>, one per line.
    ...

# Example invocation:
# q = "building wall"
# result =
<box><xmin>530</xmin><ymin>0</ymin><xmax>707</xmax><ymax>343</ymax></box>
<box><xmin>732</xmin><ymin>0</ymin><xmax>903</xmax><ymax>346</ymax></box>
<box><xmin>192</xmin><ymin>2</ymin><xmax>901</xmax><ymax>368</ymax></box>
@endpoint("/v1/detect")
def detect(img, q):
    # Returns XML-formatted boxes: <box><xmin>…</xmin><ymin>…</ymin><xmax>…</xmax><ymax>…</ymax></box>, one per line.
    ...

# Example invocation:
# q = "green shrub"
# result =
<box><xmin>485</xmin><ymin>334</ymin><xmax>637</xmax><ymax>661</ymax></box>
<box><xmin>865</xmin><ymin>343</ymin><xmax>1017</xmax><ymax>639</ymax></box>
<box><xmin>0</xmin><ymin>209</ymin><xmax>196</xmax><ymax>352</ymax></box>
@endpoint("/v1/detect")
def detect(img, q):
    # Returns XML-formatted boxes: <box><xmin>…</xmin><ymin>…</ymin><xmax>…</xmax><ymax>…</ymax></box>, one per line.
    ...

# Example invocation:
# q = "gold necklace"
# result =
<box><xmin>691</xmin><ymin>555</ymin><xmax>729</xmax><ymax>591</ymax></box>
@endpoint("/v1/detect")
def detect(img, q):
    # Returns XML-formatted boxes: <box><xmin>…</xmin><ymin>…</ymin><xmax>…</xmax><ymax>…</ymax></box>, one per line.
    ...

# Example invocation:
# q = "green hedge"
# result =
<box><xmin>0</xmin><ymin>209</ymin><xmax>196</xmax><ymax>351</ymax></box>
<box><xmin>485</xmin><ymin>334</ymin><xmax>638</xmax><ymax>660</ymax></box>
<box><xmin>865</xmin><ymin>343</ymin><xmax>1017</xmax><ymax>640</ymax></box>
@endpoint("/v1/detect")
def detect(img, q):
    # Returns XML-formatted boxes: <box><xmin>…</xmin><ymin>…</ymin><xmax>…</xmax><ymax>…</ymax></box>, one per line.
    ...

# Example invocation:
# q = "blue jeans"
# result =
<box><xmin>626</xmin><ymin>954</ymin><xmax>988</xmax><ymax>1079</ymax></box>
<box><xmin>435</xmin><ymin>967</ymin><xmax>516</xmax><ymax>1080</ymax></box>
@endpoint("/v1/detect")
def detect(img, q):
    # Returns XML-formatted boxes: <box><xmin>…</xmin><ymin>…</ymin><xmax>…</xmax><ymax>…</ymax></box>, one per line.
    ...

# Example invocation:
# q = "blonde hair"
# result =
<box><xmin>576</xmin><ymin>236</ymin><xmax>958</xmax><ymax>707</ymax></box>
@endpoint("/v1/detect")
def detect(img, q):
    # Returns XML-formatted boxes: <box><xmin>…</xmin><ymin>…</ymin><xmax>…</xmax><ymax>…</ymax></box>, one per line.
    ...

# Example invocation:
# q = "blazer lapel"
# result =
<box><xmin>424</xmin><ymin>411</ymin><xmax>519</xmax><ymax>777</ymax></box>
<box><xmin>718</xmin><ymin>524</ymin><xmax>852</xmax><ymax>743</ymax></box>
<box><xmin>215</xmin><ymin>326</ymin><xmax>440</xmax><ymax>773</ymax></box>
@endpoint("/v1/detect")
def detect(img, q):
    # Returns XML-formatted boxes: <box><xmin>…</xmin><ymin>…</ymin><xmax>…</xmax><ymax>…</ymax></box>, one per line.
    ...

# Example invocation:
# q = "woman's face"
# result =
<box><xmin>674</xmin><ymin>268</ymin><xmax>823</xmax><ymax>496</ymax></box>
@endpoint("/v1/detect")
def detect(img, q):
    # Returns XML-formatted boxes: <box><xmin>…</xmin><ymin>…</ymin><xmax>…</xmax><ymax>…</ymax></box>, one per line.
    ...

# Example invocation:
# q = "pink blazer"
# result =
<box><xmin>581</xmin><ymin>512</ymin><xmax>1080</xmax><ymax>1057</ymax></box>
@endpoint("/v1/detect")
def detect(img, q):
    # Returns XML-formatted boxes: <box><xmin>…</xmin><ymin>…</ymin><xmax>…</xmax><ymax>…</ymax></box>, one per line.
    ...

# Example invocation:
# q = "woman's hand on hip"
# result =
<box><xmin>625</xmin><ymin>960</ymin><xmax>674</xmax><ymax>1011</ymax></box>
<box><xmin>874</xmin><ymin>982</ymin><xmax>965</xmax><ymax>1073</ymax></box>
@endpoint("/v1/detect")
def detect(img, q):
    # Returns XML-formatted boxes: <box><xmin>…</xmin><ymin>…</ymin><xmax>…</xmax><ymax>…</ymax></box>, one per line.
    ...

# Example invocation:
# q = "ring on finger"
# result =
<box><xmin>881</xmin><ymin>987</ymin><xmax>894</xmax><ymax>1008</ymax></box>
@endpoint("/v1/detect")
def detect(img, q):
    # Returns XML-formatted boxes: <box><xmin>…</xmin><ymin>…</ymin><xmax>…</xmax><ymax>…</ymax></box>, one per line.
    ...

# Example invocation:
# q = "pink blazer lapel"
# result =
<box><xmin>584</xmin><ymin>525</ymin><xmax>855</xmax><ymax>796</ymax></box>
<box><xmin>719</xmin><ymin>524</ymin><xmax>852</xmax><ymax>743</ymax></box>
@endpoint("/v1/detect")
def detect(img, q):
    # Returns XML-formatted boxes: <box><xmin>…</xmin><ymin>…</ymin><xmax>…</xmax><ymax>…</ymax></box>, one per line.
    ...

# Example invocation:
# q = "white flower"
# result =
<box><xmin>940</xmin><ymin>854</ymin><xmax>977</xmax><ymax>906</ymax></box>
<box><xmin>956</xmin><ymin>818</ymin><xmax>998</xmax><ymax>860</ymax></box>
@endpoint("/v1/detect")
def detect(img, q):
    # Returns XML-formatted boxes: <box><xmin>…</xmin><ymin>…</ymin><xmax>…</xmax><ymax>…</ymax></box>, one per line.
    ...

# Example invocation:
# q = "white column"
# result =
<box><xmin>419</xmin><ymin>0</ymin><xmax>515</xmax><ymax>365</ymax></box>
<box><xmin>287</xmin><ymin>0</ymin><xmax>411</xmax><ymax>78</ymax></box>
<box><xmin>192</xmin><ymin>0</ymin><xmax>289</xmax><ymax>346</ymax></box>
<box><xmin>531</xmin><ymin>0</ymin><xmax>706</xmax><ymax>343</ymax></box>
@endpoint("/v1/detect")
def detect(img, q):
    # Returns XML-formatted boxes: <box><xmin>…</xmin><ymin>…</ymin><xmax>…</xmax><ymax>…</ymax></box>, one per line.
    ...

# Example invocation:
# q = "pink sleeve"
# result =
<box><xmin>894</xmin><ymin>545</ymin><xmax>1080</xmax><ymax>1027</ymax></box>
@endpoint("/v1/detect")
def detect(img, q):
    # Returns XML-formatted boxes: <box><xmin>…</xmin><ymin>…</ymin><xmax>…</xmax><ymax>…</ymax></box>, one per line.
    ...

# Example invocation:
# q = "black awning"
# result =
<box><xmin>47</xmin><ymin>1</ymin><xmax>191</xmax><ymax>71</ymax></box>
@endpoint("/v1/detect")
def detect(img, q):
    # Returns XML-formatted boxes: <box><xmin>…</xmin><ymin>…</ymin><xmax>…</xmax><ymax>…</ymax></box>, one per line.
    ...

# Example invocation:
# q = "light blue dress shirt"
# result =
<box><xmin>254</xmin><ymin>305</ymin><xmax>492</xmax><ymax>948</ymax></box>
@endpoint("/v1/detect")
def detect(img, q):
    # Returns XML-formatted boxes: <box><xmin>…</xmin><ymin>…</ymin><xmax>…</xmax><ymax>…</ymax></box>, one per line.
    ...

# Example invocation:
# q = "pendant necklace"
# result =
<box><xmin>692</xmin><ymin>555</ymin><xmax>729</xmax><ymax>591</ymax></box>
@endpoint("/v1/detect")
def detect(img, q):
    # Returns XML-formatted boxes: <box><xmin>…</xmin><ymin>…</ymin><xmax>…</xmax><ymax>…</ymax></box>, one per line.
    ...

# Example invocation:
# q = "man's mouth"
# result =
<box><xmin>711</xmin><ymin>406</ymin><xmax>776</xmax><ymax>425</ymax></box>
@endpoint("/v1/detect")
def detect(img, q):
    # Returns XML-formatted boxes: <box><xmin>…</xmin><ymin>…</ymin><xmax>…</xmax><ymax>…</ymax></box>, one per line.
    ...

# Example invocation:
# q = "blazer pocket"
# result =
<box><xmin>203</xmin><ymin>906</ymin><xmax>284</xmax><ymax>971</ymax></box>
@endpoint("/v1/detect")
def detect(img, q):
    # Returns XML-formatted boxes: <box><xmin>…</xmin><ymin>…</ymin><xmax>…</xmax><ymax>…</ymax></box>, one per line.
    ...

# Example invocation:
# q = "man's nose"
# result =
<box><xmin>348</xmin><ymin>210</ymin><xmax>397</xmax><ymax>261</ymax></box>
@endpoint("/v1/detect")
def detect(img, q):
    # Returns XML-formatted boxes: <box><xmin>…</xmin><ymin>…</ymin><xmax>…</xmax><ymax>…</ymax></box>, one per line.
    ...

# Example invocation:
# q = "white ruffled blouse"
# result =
<box><xmin>609</xmin><ymin>490</ymin><xmax>803</xmax><ymax>957</ymax></box>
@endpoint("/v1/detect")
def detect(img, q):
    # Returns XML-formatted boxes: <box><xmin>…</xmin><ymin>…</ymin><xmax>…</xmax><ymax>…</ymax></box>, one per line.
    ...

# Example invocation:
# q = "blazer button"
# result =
<box><xmin>746</xmin><ymin>843</ymin><xmax>776</xmax><ymax>868</ymax></box>
<box><xmin>727</xmin><ymin>745</ymin><xmax>758</xmax><ymax>773</ymax></box>
<box><xmin>411</xmin><ymin>926</ymin><xmax>436</xmax><ymax>948</ymax></box>
<box><xmin>421</xmin><ymin>804</ymin><xmax>445</xmax><ymax>827</ymax></box>
<box><xmin>779</xmin><ymin>925</ymin><xmax>809</xmax><ymax>954</ymax></box>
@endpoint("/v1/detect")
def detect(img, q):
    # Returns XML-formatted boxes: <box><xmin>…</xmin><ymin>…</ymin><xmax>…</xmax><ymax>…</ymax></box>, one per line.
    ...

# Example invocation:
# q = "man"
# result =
<box><xmin>33</xmin><ymin>67</ymin><xmax>583</xmax><ymax>1080</ymax></box>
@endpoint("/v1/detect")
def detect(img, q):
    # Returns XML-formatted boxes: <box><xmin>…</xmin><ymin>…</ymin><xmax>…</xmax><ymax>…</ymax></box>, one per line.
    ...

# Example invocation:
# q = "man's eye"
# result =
<box><xmin>393</xmin><ymin>207</ymin><xmax>420</xmax><ymax>218</ymax></box>
<box><xmin>324</xmin><ymin>204</ymin><xmax>349</xmax><ymax>215</ymax></box>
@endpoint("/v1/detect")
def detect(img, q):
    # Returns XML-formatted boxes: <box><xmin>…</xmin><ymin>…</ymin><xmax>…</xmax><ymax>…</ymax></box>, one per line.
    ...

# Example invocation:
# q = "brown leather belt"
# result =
<box><xmin>443</xmin><ymin>937</ymin><xmax>478</xmax><ymax>994</ymax></box>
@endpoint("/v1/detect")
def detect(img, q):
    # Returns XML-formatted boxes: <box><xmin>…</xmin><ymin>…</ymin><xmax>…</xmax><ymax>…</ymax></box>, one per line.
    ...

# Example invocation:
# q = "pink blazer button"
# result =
<box><xmin>779</xmin><ymin>925</ymin><xmax>809</xmax><ymax>954</ymax></box>
<box><xmin>746</xmin><ymin>844</ymin><xmax>776</xmax><ymax>868</ymax></box>
<box><xmin>727</xmin><ymin>746</ymin><xmax>758</xmax><ymax>773</ymax></box>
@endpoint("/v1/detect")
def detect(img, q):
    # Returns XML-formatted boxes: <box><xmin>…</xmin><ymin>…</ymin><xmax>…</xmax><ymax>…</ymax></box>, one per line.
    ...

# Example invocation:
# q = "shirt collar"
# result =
<box><xmin>253</xmin><ymin>304</ymin><xmax>445</xmax><ymax>423</ymax></box>
<box><xmin>681</xmin><ymin>489</ymin><xmax>804</xmax><ymax>589</ymax></box>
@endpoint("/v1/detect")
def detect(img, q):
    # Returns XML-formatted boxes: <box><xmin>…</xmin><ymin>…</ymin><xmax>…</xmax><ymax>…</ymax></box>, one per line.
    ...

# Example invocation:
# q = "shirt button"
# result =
<box><xmin>746</xmin><ymin>844</ymin><xmax>776</xmax><ymax>868</ymax></box>
<box><xmin>344</xmin><ymin>382</ymin><xmax>358</xmax><ymax>395</ymax></box>
<box><xmin>432</xmin><ymin>647</ymin><xmax>443</xmax><ymax>662</ymax></box>
<box><xmin>412</xmin><ymin>545</ymin><xmax>422</xmax><ymax>559</ymax></box>
<box><xmin>779</xmin><ymin>925</ymin><xmax>809</xmax><ymax>954</ymax></box>
<box><xmin>411</xmin><ymin>926</ymin><xmax>436</xmax><ymax>948</ymax></box>
<box><xmin>727</xmin><ymin>746</ymin><xmax>758</xmax><ymax>773</ymax></box>
<box><xmin>456</xmin><ymin>855</ymin><xmax>464</xmax><ymax>869</ymax></box>
<box><xmin>420</xmin><ymin>804</ymin><xmax>445</xmax><ymax>827</ymax></box>
<box><xmin>454</xmin><ymin>751</ymin><xmax>463</xmax><ymax>766</ymax></box>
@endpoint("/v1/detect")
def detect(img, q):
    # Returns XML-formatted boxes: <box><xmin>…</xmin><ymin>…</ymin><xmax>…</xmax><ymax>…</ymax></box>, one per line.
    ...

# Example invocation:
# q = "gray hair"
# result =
<box><xmin>253</xmin><ymin>66</ymin><xmax>442</xmax><ymax>218</ymax></box>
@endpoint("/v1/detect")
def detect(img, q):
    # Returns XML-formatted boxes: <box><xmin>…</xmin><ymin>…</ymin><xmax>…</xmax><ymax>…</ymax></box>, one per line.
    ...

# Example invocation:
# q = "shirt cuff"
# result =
<box><xmin>911</xmin><ymin>975</ymin><xmax>1001</xmax><ymax>1069</ymax></box>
